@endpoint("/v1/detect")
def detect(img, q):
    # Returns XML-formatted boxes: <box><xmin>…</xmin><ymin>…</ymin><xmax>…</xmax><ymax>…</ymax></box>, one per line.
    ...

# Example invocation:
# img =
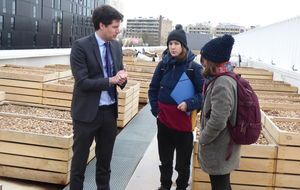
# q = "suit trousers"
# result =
<box><xmin>70</xmin><ymin>104</ymin><xmax>117</xmax><ymax>190</ymax></box>
<box><xmin>157</xmin><ymin>119</ymin><xmax>193</xmax><ymax>190</ymax></box>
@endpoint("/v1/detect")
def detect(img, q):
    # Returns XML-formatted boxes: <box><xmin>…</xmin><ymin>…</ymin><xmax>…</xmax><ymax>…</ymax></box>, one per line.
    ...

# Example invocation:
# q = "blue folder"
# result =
<box><xmin>171</xmin><ymin>72</ymin><xmax>195</xmax><ymax>104</ymax></box>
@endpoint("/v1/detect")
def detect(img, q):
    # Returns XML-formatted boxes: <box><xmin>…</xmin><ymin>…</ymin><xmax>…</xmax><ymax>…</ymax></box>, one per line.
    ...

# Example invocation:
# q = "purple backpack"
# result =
<box><xmin>205</xmin><ymin>72</ymin><xmax>262</xmax><ymax>158</ymax></box>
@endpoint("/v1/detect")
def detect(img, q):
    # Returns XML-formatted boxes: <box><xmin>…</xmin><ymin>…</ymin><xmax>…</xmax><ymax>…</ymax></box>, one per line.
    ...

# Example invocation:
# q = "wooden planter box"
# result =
<box><xmin>234</xmin><ymin>67</ymin><xmax>273</xmax><ymax>80</ymax></box>
<box><xmin>0</xmin><ymin>65</ymin><xmax>69</xmax><ymax>104</ymax></box>
<box><xmin>117</xmin><ymin>81</ymin><xmax>140</xmax><ymax>128</ymax></box>
<box><xmin>263</xmin><ymin>115</ymin><xmax>300</xmax><ymax>189</ymax></box>
<box><xmin>252</xmin><ymin>83</ymin><xmax>298</xmax><ymax>93</ymax></box>
<box><xmin>192</xmin><ymin>129</ymin><xmax>277</xmax><ymax>190</ymax></box>
<box><xmin>264</xmin><ymin>116</ymin><xmax>300</xmax><ymax>147</ymax></box>
<box><xmin>0</xmin><ymin>114</ymin><xmax>95</xmax><ymax>185</ymax></box>
<box><xmin>123</xmin><ymin>56</ymin><xmax>137</xmax><ymax>63</ymax></box>
<box><xmin>0</xmin><ymin>103</ymin><xmax>96</xmax><ymax>185</ymax></box>
<box><xmin>44</xmin><ymin>64</ymin><xmax>72</xmax><ymax>79</ymax></box>
<box><xmin>43</xmin><ymin>77</ymin><xmax>73</xmax><ymax>108</ymax></box>
<box><xmin>129</xmin><ymin>78</ymin><xmax>150</xmax><ymax>103</ymax></box>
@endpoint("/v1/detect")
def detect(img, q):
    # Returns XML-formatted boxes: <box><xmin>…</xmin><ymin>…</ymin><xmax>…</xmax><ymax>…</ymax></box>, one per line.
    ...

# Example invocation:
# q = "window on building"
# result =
<box><xmin>56</xmin><ymin>0</ymin><xmax>61</xmax><ymax>9</ymax></box>
<box><xmin>10</xmin><ymin>17</ymin><xmax>15</xmax><ymax>30</ymax></box>
<box><xmin>33</xmin><ymin>6</ymin><xmax>36</xmax><ymax>18</ymax></box>
<box><xmin>33</xmin><ymin>34</ymin><xmax>37</xmax><ymax>47</ymax></box>
<box><xmin>0</xmin><ymin>16</ymin><xmax>3</xmax><ymax>30</ymax></box>
<box><xmin>50</xmin><ymin>35</ymin><xmax>54</xmax><ymax>47</ymax></box>
<box><xmin>12</xmin><ymin>0</ymin><xmax>16</xmax><ymax>15</ymax></box>
<box><xmin>51</xmin><ymin>0</ymin><xmax>55</xmax><ymax>8</ymax></box>
<box><xmin>2</xmin><ymin>0</ymin><xmax>6</xmax><ymax>13</ymax></box>
<box><xmin>35</xmin><ymin>20</ymin><xmax>39</xmax><ymax>32</ymax></box>
<box><xmin>7</xmin><ymin>32</ymin><xmax>11</xmax><ymax>48</ymax></box>
<box><xmin>36</xmin><ymin>0</ymin><xmax>39</xmax><ymax>4</ymax></box>
<box><xmin>0</xmin><ymin>32</ymin><xmax>2</xmax><ymax>48</ymax></box>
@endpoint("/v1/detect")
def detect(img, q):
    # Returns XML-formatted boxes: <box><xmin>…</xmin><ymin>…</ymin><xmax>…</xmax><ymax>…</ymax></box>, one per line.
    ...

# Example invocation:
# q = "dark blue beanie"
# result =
<box><xmin>201</xmin><ymin>34</ymin><xmax>234</xmax><ymax>63</ymax></box>
<box><xmin>167</xmin><ymin>24</ymin><xmax>187</xmax><ymax>49</ymax></box>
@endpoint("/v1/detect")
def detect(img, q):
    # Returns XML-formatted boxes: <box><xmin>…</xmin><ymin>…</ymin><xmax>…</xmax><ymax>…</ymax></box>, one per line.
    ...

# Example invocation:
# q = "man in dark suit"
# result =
<box><xmin>69</xmin><ymin>5</ymin><xmax>127</xmax><ymax>190</ymax></box>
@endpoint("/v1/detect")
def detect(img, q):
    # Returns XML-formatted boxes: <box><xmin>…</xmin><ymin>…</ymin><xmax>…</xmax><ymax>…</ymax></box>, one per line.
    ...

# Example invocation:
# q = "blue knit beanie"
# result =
<box><xmin>201</xmin><ymin>34</ymin><xmax>234</xmax><ymax>63</ymax></box>
<box><xmin>167</xmin><ymin>24</ymin><xmax>187</xmax><ymax>49</ymax></box>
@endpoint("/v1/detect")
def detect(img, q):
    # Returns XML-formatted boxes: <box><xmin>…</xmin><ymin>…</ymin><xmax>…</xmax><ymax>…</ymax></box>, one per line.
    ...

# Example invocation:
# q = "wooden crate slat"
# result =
<box><xmin>5</xmin><ymin>94</ymin><xmax>43</xmax><ymax>104</ymax></box>
<box><xmin>0</xmin><ymin>141</ymin><xmax>72</xmax><ymax>161</ymax></box>
<box><xmin>0</xmin><ymin>143</ymin><xmax>95</xmax><ymax>173</ymax></box>
<box><xmin>0</xmin><ymin>165</ymin><xmax>69</xmax><ymax>185</ymax></box>
<box><xmin>192</xmin><ymin>182</ymin><xmax>274</xmax><ymax>190</ymax></box>
<box><xmin>42</xmin><ymin>98</ymin><xmax>71</xmax><ymax>107</ymax></box>
<box><xmin>194</xmin><ymin>169</ymin><xmax>274</xmax><ymax>186</ymax></box>
<box><xmin>278</xmin><ymin>146</ymin><xmax>300</xmax><ymax>160</ymax></box>
<box><xmin>276</xmin><ymin>160</ymin><xmax>300</xmax><ymax>175</ymax></box>
<box><xmin>0</xmin><ymin>153</ymin><xmax>69</xmax><ymax>173</ymax></box>
<box><xmin>234</xmin><ymin>68</ymin><xmax>273</xmax><ymax>76</ymax></box>
<box><xmin>0</xmin><ymin>129</ymin><xmax>72</xmax><ymax>148</ymax></box>
<box><xmin>0</xmin><ymin>85</ymin><xmax>43</xmax><ymax>96</ymax></box>
<box><xmin>0</xmin><ymin>78</ymin><xmax>43</xmax><ymax>89</ymax></box>
<box><xmin>241</xmin><ymin>75</ymin><xmax>273</xmax><ymax>80</ymax></box>
<box><xmin>253</xmin><ymin>85</ymin><xmax>298</xmax><ymax>92</ymax></box>
<box><xmin>275</xmin><ymin>173</ymin><xmax>300</xmax><ymax>189</ymax></box>
<box><xmin>43</xmin><ymin>90</ymin><xmax>72</xmax><ymax>100</ymax></box>
<box><xmin>43</xmin><ymin>80</ymin><xmax>73</xmax><ymax>93</ymax></box>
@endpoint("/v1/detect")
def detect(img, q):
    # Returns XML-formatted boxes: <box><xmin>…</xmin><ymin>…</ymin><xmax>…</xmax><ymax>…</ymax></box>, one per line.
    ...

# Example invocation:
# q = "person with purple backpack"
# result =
<box><xmin>198</xmin><ymin>35</ymin><xmax>241</xmax><ymax>190</ymax></box>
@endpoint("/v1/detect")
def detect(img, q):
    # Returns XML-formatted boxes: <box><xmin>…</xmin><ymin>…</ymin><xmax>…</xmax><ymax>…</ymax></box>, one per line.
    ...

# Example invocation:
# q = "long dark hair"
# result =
<box><xmin>202</xmin><ymin>59</ymin><xmax>218</xmax><ymax>77</ymax></box>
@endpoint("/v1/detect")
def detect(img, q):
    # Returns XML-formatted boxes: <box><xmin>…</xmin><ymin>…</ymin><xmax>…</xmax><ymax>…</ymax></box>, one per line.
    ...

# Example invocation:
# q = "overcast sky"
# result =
<box><xmin>122</xmin><ymin>0</ymin><xmax>299</xmax><ymax>27</ymax></box>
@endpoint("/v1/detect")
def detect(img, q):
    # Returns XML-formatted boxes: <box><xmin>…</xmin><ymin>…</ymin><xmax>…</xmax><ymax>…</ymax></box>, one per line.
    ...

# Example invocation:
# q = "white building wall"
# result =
<box><xmin>0</xmin><ymin>49</ymin><xmax>70</xmax><ymax>67</ymax></box>
<box><xmin>232</xmin><ymin>16</ymin><xmax>300</xmax><ymax>93</ymax></box>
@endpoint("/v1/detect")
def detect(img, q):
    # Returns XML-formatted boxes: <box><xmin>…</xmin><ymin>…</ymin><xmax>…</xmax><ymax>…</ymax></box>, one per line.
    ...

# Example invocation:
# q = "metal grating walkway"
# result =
<box><xmin>63</xmin><ymin>104</ymin><xmax>157</xmax><ymax>190</ymax></box>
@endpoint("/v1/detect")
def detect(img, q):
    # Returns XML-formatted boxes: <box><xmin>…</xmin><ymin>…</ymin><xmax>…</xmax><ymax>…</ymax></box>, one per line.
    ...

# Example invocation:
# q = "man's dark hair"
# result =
<box><xmin>92</xmin><ymin>5</ymin><xmax>123</xmax><ymax>30</ymax></box>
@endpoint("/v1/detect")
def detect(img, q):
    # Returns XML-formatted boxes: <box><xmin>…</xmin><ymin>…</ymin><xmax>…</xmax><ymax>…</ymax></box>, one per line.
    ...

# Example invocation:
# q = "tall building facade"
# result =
<box><xmin>186</xmin><ymin>22</ymin><xmax>212</xmax><ymax>34</ymax></box>
<box><xmin>215</xmin><ymin>23</ymin><xmax>245</xmax><ymax>37</ymax></box>
<box><xmin>125</xmin><ymin>16</ymin><xmax>172</xmax><ymax>46</ymax></box>
<box><xmin>0</xmin><ymin>0</ymin><xmax>105</xmax><ymax>49</ymax></box>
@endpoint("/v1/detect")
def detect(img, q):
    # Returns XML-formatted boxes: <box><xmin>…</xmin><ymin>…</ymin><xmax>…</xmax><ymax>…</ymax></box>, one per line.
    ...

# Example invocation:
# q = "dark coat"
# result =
<box><xmin>148</xmin><ymin>50</ymin><xmax>204</xmax><ymax>117</ymax></box>
<box><xmin>70</xmin><ymin>34</ymin><xmax>125</xmax><ymax>122</ymax></box>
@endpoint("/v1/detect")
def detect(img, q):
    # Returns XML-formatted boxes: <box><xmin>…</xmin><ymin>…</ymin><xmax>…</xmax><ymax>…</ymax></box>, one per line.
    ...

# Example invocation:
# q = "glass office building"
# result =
<box><xmin>0</xmin><ymin>0</ymin><xmax>105</xmax><ymax>49</ymax></box>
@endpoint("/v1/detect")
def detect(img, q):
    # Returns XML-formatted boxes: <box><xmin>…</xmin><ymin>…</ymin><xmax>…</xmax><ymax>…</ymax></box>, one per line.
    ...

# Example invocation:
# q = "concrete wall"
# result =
<box><xmin>0</xmin><ymin>49</ymin><xmax>71</xmax><ymax>67</ymax></box>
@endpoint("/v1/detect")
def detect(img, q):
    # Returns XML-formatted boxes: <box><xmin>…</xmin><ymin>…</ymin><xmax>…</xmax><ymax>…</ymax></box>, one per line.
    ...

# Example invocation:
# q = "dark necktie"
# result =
<box><xmin>104</xmin><ymin>42</ymin><xmax>115</xmax><ymax>100</ymax></box>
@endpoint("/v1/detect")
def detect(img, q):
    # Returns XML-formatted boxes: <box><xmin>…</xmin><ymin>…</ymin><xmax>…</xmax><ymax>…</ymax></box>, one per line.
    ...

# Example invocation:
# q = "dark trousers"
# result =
<box><xmin>70</xmin><ymin>105</ymin><xmax>117</xmax><ymax>190</ymax></box>
<box><xmin>209</xmin><ymin>174</ymin><xmax>231</xmax><ymax>190</ymax></box>
<box><xmin>157</xmin><ymin>119</ymin><xmax>193</xmax><ymax>190</ymax></box>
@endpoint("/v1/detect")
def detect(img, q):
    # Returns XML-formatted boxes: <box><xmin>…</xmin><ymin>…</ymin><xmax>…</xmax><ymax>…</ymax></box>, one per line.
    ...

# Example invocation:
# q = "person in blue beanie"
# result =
<box><xmin>198</xmin><ymin>34</ymin><xmax>241</xmax><ymax>190</ymax></box>
<box><xmin>148</xmin><ymin>24</ymin><xmax>204</xmax><ymax>190</ymax></box>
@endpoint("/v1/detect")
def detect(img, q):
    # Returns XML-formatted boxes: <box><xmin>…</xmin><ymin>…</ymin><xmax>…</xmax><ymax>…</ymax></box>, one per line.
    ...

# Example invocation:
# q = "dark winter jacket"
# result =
<box><xmin>148</xmin><ymin>50</ymin><xmax>204</xmax><ymax>131</ymax></box>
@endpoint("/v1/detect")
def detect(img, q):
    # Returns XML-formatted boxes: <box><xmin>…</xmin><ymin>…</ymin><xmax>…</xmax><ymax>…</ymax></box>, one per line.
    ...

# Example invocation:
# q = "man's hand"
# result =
<box><xmin>109</xmin><ymin>69</ymin><xmax>127</xmax><ymax>85</ymax></box>
<box><xmin>116</xmin><ymin>70</ymin><xmax>127</xmax><ymax>85</ymax></box>
<box><xmin>177</xmin><ymin>102</ymin><xmax>187</xmax><ymax>112</ymax></box>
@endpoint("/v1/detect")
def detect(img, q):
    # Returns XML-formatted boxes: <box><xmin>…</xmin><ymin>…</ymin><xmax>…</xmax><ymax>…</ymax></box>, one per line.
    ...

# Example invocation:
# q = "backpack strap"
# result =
<box><xmin>160</xmin><ymin>60</ymin><xmax>195</xmax><ymax>83</ymax></box>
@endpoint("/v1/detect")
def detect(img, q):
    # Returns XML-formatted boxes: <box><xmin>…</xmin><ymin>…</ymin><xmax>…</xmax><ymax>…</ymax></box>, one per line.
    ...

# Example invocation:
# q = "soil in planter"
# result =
<box><xmin>0</xmin><ymin>104</ymin><xmax>71</xmax><ymax>120</ymax></box>
<box><xmin>263</xmin><ymin>109</ymin><xmax>300</xmax><ymax>118</ymax></box>
<box><xmin>0</xmin><ymin>115</ymin><xmax>72</xmax><ymax>136</ymax></box>
<box><xmin>255</xmin><ymin>132</ymin><xmax>269</xmax><ymax>145</ymax></box>
<box><xmin>273</xmin><ymin>121</ymin><xmax>300</xmax><ymax>133</ymax></box>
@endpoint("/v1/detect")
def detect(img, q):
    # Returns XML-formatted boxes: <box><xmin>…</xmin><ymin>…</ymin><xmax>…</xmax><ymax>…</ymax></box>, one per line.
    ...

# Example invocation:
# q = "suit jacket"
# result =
<box><xmin>70</xmin><ymin>34</ymin><xmax>126</xmax><ymax>122</ymax></box>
